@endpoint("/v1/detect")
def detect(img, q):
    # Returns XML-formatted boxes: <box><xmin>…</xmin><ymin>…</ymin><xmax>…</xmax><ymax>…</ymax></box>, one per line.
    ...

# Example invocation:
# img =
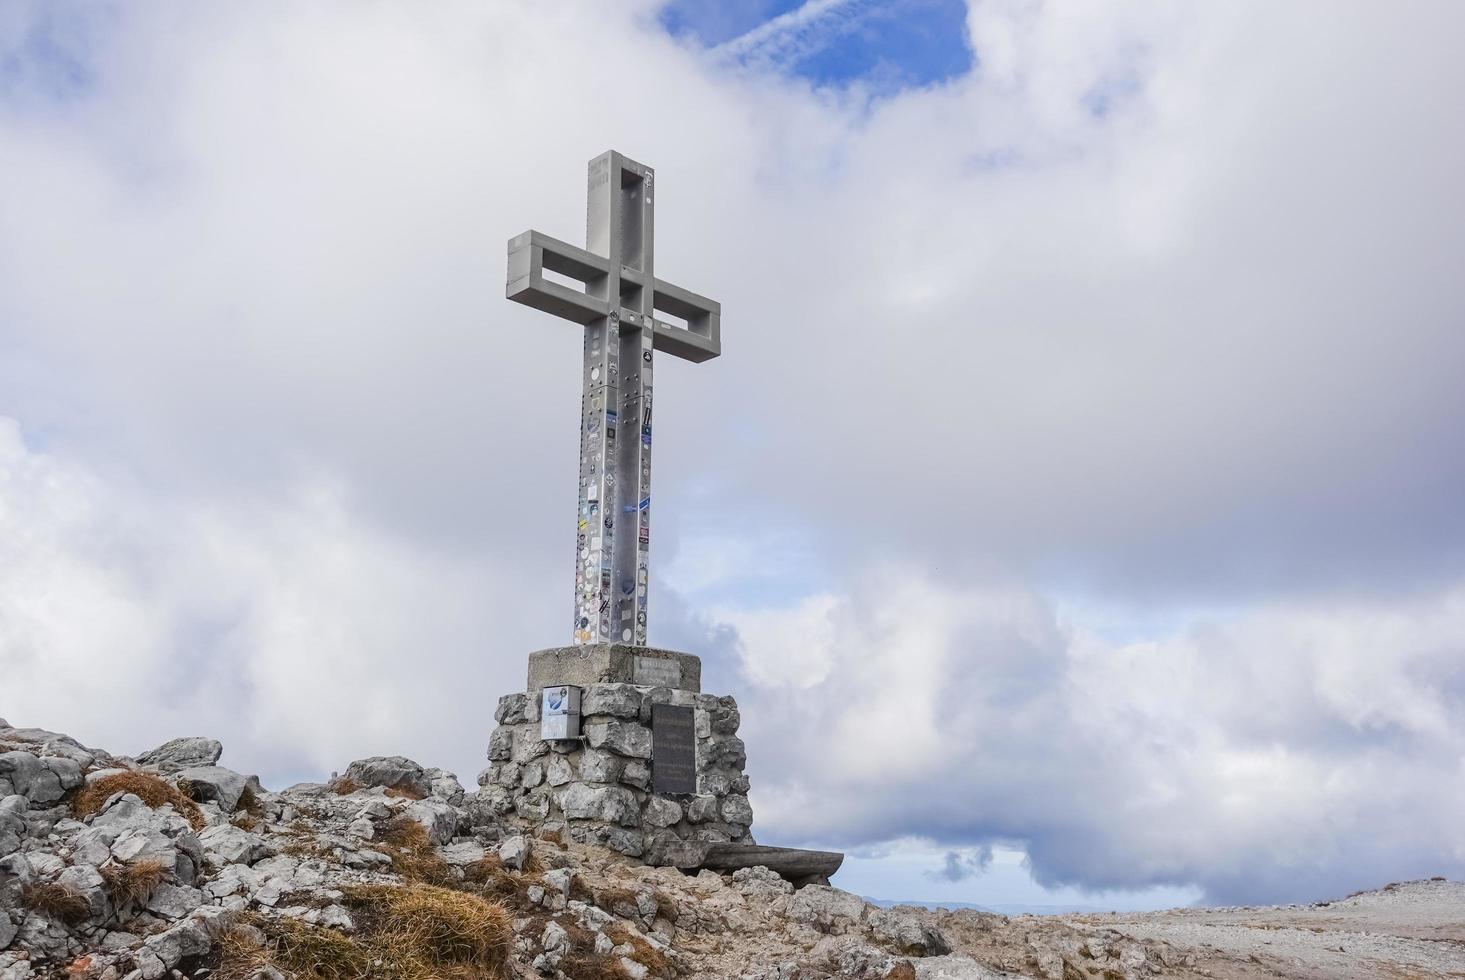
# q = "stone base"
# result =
<box><xmin>478</xmin><ymin>660</ymin><xmax>752</xmax><ymax>862</ymax></box>
<box><xmin>527</xmin><ymin>643</ymin><xmax>702</xmax><ymax>693</ymax></box>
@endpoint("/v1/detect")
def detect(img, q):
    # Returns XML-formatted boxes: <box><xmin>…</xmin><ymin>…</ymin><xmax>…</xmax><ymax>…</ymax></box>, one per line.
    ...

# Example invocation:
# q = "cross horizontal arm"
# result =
<box><xmin>506</xmin><ymin>230</ymin><xmax>611</xmax><ymax>324</ymax></box>
<box><xmin>506</xmin><ymin>229</ymin><xmax>721</xmax><ymax>362</ymax></box>
<box><xmin>652</xmin><ymin>279</ymin><xmax>720</xmax><ymax>363</ymax></box>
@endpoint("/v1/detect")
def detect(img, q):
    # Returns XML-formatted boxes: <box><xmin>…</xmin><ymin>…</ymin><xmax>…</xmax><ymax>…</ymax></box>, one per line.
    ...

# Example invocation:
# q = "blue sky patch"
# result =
<box><xmin>0</xmin><ymin>5</ymin><xmax>108</xmax><ymax>109</ymax></box>
<box><xmin>659</xmin><ymin>0</ymin><xmax>973</xmax><ymax>93</ymax></box>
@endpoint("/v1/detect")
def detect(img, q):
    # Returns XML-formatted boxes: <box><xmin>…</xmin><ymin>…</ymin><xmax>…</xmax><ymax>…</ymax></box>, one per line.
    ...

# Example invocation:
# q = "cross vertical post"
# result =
<box><xmin>506</xmin><ymin>150</ymin><xmax>721</xmax><ymax>647</ymax></box>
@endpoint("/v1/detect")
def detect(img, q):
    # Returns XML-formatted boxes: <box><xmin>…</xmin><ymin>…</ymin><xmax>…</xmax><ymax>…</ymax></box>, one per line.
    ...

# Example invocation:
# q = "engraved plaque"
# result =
<box><xmin>651</xmin><ymin>703</ymin><xmax>696</xmax><ymax>795</ymax></box>
<box><xmin>633</xmin><ymin>655</ymin><xmax>682</xmax><ymax>689</ymax></box>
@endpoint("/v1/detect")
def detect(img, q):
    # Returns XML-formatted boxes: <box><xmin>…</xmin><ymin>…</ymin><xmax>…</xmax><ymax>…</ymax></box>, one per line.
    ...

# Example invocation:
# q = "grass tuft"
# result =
<box><xmin>326</xmin><ymin>775</ymin><xmax>363</xmax><ymax>795</ymax></box>
<box><xmin>462</xmin><ymin>854</ymin><xmax>550</xmax><ymax>912</ymax></box>
<box><xmin>210</xmin><ymin>922</ymin><xmax>272</xmax><ymax>980</ymax></box>
<box><xmin>593</xmin><ymin>884</ymin><xmax>642</xmax><ymax>918</ymax></box>
<box><xmin>605</xmin><ymin>922</ymin><xmax>672</xmax><ymax>977</ymax></box>
<box><xmin>216</xmin><ymin>885</ymin><xmax>510</xmax><ymax>980</ymax></box>
<box><xmin>344</xmin><ymin>883</ymin><xmax>509</xmax><ymax>972</ymax></box>
<box><xmin>557</xmin><ymin>920</ymin><xmax>633</xmax><ymax>980</ymax></box>
<box><xmin>71</xmin><ymin>771</ymin><xmax>205</xmax><ymax>830</ymax></box>
<box><xmin>100</xmin><ymin>859</ymin><xmax>170</xmax><ymax>906</ymax></box>
<box><xmin>21</xmin><ymin>882</ymin><xmax>91</xmax><ymax>924</ymax></box>
<box><xmin>378</xmin><ymin>815</ymin><xmax>455</xmax><ymax>886</ymax></box>
<box><xmin>263</xmin><ymin>917</ymin><xmax>373</xmax><ymax>980</ymax></box>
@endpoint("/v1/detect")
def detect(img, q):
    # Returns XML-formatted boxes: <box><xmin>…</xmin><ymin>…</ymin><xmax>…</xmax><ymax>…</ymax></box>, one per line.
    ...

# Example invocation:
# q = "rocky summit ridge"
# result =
<box><xmin>3</xmin><ymin>718</ymin><xmax>1463</xmax><ymax>980</ymax></box>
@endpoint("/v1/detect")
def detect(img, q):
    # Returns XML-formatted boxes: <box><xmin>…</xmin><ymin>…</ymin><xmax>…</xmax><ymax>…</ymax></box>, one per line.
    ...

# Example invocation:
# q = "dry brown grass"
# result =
<box><xmin>235</xmin><ymin>784</ymin><xmax>265</xmax><ymax>819</ymax></box>
<box><xmin>255</xmin><ymin>918</ymin><xmax>373</xmax><ymax>980</ymax></box>
<box><xmin>280</xmin><ymin>837</ymin><xmax>338</xmax><ymax>862</ymax></box>
<box><xmin>378</xmin><ymin>815</ymin><xmax>455</xmax><ymax>887</ymax></box>
<box><xmin>100</xmin><ymin>859</ymin><xmax>170</xmax><ymax>907</ymax></box>
<box><xmin>605</xmin><ymin>922</ymin><xmax>672</xmax><ymax>978</ymax></box>
<box><xmin>651</xmin><ymin>889</ymin><xmax>678</xmax><ymax>923</ymax></box>
<box><xmin>593</xmin><ymin>884</ymin><xmax>642</xmax><ymax>918</ymax></box>
<box><xmin>568</xmin><ymin>873</ymin><xmax>596</xmax><ymax>904</ymax></box>
<box><xmin>231</xmin><ymin>810</ymin><xmax>260</xmax><ymax>831</ymax></box>
<box><xmin>327</xmin><ymin>773</ymin><xmax>423</xmax><ymax>799</ymax></box>
<box><xmin>224</xmin><ymin>884</ymin><xmax>510</xmax><ymax>980</ymax></box>
<box><xmin>558</xmin><ymin>951</ymin><xmax>633</xmax><ymax>980</ymax></box>
<box><xmin>210</xmin><ymin>922</ymin><xmax>273</xmax><ymax>980</ymax></box>
<box><xmin>71</xmin><ymin>771</ymin><xmax>205</xmax><ymax>830</ymax></box>
<box><xmin>349</xmin><ymin>884</ymin><xmax>509</xmax><ymax>972</ymax></box>
<box><xmin>883</xmin><ymin>963</ymin><xmax>918</xmax><ymax>980</ymax></box>
<box><xmin>462</xmin><ymin>854</ymin><xmax>546</xmax><ymax>911</ymax></box>
<box><xmin>556</xmin><ymin>919</ymin><xmax>633</xmax><ymax>980</ymax></box>
<box><xmin>326</xmin><ymin>775</ymin><xmax>363</xmax><ymax>795</ymax></box>
<box><xmin>21</xmin><ymin>882</ymin><xmax>91</xmax><ymax>923</ymax></box>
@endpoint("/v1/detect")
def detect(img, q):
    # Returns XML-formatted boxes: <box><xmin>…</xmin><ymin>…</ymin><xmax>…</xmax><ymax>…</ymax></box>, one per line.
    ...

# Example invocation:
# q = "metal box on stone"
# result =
<box><xmin>540</xmin><ymin>685</ymin><xmax>581</xmax><ymax>741</ymax></box>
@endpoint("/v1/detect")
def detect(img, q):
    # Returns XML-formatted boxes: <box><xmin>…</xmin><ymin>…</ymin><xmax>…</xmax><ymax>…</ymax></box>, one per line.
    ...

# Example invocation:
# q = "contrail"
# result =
<box><xmin>710</xmin><ymin>0</ymin><xmax>874</xmax><ymax>66</ymax></box>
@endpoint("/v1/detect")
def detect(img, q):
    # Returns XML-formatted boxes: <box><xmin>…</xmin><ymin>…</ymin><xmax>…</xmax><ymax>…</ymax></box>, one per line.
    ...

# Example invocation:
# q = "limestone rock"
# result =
<box><xmin>622</xmin><ymin>760</ymin><xmax>651</xmax><ymax>790</ymax></box>
<box><xmin>342</xmin><ymin>756</ymin><xmax>431</xmax><ymax>797</ymax></box>
<box><xmin>584</xmin><ymin>719</ymin><xmax>652</xmax><ymax>759</ymax></box>
<box><xmin>700</xmin><ymin>735</ymin><xmax>747</xmax><ymax>770</ymax></box>
<box><xmin>578</xmin><ymin>749</ymin><xmax>624</xmax><ymax>784</ymax></box>
<box><xmin>582</xmin><ymin>684</ymin><xmax>644</xmax><ymax>719</ymax></box>
<box><xmin>643</xmin><ymin>797</ymin><xmax>682</xmax><ymax>828</ymax></box>
<box><xmin>733</xmin><ymin>865</ymin><xmax>795</xmax><ymax>901</ymax></box>
<box><xmin>0</xmin><ymin>723</ymin><xmax>109</xmax><ymax>770</ymax></box>
<box><xmin>696</xmin><ymin>694</ymin><xmax>741</xmax><ymax>736</ymax></box>
<box><xmin>136</xmin><ymin>737</ymin><xmax>223</xmax><ymax>774</ymax></box>
<box><xmin>514</xmin><ymin>791</ymin><xmax>552</xmax><ymax>821</ymax></box>
<box><xmin>405</xmin><ymin>798</ymin><xmax>461</xmax><ymax>845</ymax></box>
<box><xmin>0</xmin><ymin>802</ymin><xmax>23</xmax><ymax>858</ymax></box>
<box><xmin>440</xmin><ymin>840</ymin><xmax>488</xmax><ymax>866</ymax></box>
<box><xmin>142</xmin><ymin>915</ymin><xmax>212</xmax><ymax>969</ymax></box>
<box><xmin>685</xmin><ymin>795</ymin><xmax>719</xmax><ymax>824</ymax></box>
<box><xmin>869</xmin><ymin>906</ymin><xmax>952</xmax><ymax>956</ymax></box>
<box><xmin>497</xmin><ymin>834</ymin><xmax>532</xmax><ymax>871</ymax></box>
<box><xmin>494</xmin><ymin>693</ymin><xmax>530</xmax><ymax>725</ymax></box>
<box><xmin>721</xmin><ymin>793</ymin><xmax>754</xmax><ymax>827</ymax></box>
<box><xmin>145</xmin><ymin>882</ymin><xmax>204</xmax><ymax>920</ymax></box>
<box><xmin>0</xmin><ymin>752</ymin><xmax>77</xmax><ymax>806</ymax></box>
<box><xmin>175</xmin><ymin>765</ymin><xmax>260</xmax><ymax>812</ymax></box>
<box><xmin>486</xmin><ymin>729</ymin><xmax>514</xmax><ymax>762</ymax></box>
<box><xmin>198</xmin><ymin>824</ymin><xmax>270</xmax><ymax>866</ymax></box>
<box><xmin>545</xmin><ymin>755</ymin><xmax>575</xmax><ymax>787</ymax></box>
<box><xmin>557</xmin><ymin>784</ymin><xmax>640</xmax><ymax>826</ymax></box>
<box><xmin>425</xmin><ymin>768</ymin><xmax>465</xmax><ymax>804</ymax></box>
<box><xmin>913</xmin><ymin>954</ymin><xmax>1010</xmax><ymax>979</ymax></box>
<box><xmin>789</xmin><ymin>885</ymin><xmax>868</xmax><ymax>934</ymax></box>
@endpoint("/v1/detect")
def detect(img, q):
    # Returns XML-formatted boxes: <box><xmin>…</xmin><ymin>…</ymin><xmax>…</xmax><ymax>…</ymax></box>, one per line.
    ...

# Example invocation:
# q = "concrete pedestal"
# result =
<box><xmin>526</xmin><ymin>643</ymin><xmax>702</xmax><ymax>693</ymax></box>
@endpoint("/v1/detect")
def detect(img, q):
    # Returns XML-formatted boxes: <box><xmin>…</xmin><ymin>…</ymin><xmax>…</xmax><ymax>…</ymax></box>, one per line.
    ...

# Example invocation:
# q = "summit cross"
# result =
<box><xmin>506</xmin><ymin>150</ymin><xmax>722</xmax><ymax>647</ymax></box>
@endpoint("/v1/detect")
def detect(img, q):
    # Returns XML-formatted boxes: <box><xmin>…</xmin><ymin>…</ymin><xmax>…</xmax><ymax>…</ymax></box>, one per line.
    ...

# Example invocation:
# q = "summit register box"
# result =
<box><xmin>540</xmin><ymin>685</ymin><xmax>582</xmax><ymax>741</ymax></box>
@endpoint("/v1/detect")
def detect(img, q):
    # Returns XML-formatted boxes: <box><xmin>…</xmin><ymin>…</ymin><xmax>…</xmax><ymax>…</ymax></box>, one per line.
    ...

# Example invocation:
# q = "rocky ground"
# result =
<box><xmin>3</xmin><ymin>719</ymin><xmax>1461</xmax><ymax>980</ymax></box>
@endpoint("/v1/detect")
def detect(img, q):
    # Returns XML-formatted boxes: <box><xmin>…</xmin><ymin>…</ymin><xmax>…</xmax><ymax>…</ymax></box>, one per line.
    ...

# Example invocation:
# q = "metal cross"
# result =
<box><xmin>506</xmin><ymin>150</ymin><xmax>721</xmax><ymax>647</ymax></box>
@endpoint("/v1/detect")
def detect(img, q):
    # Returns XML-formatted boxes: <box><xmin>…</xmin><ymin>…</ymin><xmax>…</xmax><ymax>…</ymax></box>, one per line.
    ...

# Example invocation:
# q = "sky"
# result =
<box><xmin>2</xmin><ymin>0</ymin><xmax>1464</xmax><ymax>911</ymax></box>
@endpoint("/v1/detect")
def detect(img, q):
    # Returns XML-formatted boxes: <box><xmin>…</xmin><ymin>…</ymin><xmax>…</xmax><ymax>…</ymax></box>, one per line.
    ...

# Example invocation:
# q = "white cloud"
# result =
<box><xmin>724</xmin><ymin>568</ymin><xmax>1465</xmax><ymax>903</ymax></box>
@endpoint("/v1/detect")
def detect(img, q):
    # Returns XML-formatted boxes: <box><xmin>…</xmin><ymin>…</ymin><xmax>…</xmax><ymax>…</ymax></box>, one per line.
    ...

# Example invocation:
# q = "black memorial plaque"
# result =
<box><xmin>651</xmin><ymin>703</ymin><xmax>696</xmax><ymax>795</ymax></box>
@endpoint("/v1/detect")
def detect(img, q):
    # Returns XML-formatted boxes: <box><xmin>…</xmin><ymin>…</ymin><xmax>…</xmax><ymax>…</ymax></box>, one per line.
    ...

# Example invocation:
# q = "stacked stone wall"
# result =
<box><xmin>476</xmin><ymin>683</ymin><xmax>754</xmax><ymax>861</ymax></box>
